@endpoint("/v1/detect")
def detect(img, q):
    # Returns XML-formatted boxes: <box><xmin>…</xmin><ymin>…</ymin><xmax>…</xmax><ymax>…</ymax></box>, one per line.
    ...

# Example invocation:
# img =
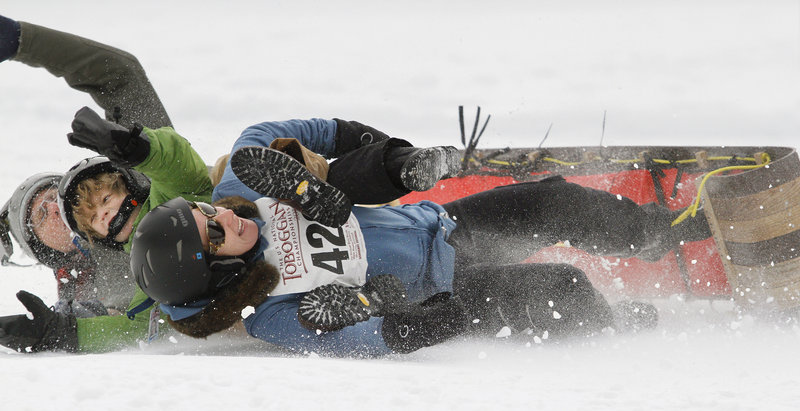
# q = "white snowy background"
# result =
<box><xmin>1</xmin><ymin>1</ymin><xmax>799</xmax><ymax>410</ymax></box>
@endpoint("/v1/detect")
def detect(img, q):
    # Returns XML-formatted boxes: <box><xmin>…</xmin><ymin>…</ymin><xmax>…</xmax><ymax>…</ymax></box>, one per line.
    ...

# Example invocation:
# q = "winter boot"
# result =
<box><xmin>611</xmin><ymin>300</ymin><xmax>658</xmax><ymax>333</ymax></box>
<box><xmin>385</xmin><ymin>146</ymin><xmax>462</xmax><ymax>192</ymax></box>
<box><xmin>230</xmin><ymin>146</ymin><xmax>352</xmax><ymax>227</ymax></box>
<box><xmin>298</xmin><ymin>274</ymin><xmax>408</xmax><ymax>332</ymax></box>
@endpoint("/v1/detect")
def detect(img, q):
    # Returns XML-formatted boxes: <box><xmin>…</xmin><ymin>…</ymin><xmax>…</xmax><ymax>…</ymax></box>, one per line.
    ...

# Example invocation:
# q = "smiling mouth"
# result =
<box><xmin>237</xmin><ymin>218</ymin><xmax>244</xmax><ymax>236</ymax></box>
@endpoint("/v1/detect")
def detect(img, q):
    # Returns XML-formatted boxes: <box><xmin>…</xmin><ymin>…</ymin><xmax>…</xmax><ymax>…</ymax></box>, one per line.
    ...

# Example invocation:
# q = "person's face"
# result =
<box><xmin>86</xmin><ymin>187</ymin><xmax>140</xmax><ymax>242</ymax></box>
<box><xmin>192</xmin><ymin>205</ymin><xmax>258</xmax><ymax>257</ymax></box>
<box><xmin>28</xmin><ymin>187</ymin><xmax>75</xmax><ymax>253</ymax></box>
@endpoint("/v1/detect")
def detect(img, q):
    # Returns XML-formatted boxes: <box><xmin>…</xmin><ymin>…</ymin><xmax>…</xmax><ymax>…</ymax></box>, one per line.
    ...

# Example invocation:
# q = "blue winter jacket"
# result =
<box><xmin>211</xmin><ymin>119</ymin><xmax>457</xmax><ymax>357</ymax></box>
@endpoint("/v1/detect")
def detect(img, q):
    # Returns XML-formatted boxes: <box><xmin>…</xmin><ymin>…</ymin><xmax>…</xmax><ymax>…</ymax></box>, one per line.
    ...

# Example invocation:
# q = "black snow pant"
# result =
<box><xmin>441</xmin><ymin>175</ymin><xmax>692</xmax><ymax>269</ymax></box>
<box><xmin>441</xmin><ymin>175</ymin><xmax>709</xmax><ymax>339</ymax></box>
<box><xmin>453</xmin><ymin>263</ymin><xmax>615</xmax><ymax>339</ymax></box>
<box><xmin>327</xmin><ymin>138</ymin><xmax>414</xmax><ymax>205</ymax></box>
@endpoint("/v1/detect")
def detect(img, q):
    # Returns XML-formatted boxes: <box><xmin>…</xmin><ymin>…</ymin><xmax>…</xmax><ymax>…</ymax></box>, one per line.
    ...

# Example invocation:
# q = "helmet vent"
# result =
<box><xmin>143</xmin><ymin>251</ymin><xmax>153</xmax><ymax>287</ymax></box>
<box><xmin>176</xmin><ymin>239</ymin><xmax>183</xmax><ymax>262</ymax></box>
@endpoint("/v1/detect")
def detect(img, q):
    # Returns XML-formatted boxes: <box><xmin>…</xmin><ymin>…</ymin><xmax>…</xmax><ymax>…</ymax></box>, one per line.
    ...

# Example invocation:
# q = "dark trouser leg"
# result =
<box><xmin>453</xmin><ymin>263</ymin><xmax>614</xmax><ymax>339</ymax></box>
<box><xmin>326</xmin><ymin>138</ymin><xmax>412</xmax><ymax>204</ymax></box>
<box><xmin>12</xmin><ymin>22</ymin><xmax>171</xmax><ymax>129</ymax></box>
<box><xmin>443</xmin><ymin>175</ymin><xmax>709</xmax><ymax>268</ymax></box>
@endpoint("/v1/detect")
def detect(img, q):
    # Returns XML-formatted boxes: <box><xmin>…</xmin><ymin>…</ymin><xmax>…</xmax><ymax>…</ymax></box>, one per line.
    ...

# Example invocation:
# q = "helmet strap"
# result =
<box><xmin>106</xmin><ymin>194</ymin><xmax>140</xmax><ymax>241</ymax></box>
<box><xmin>206</xmin><ymin>235</ymin><xmax>263</xmax><ymax>292</ymax></box>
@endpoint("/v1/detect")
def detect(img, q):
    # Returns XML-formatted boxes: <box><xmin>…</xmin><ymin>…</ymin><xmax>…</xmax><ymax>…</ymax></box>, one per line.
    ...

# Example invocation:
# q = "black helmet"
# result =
<box><xmin>1</xmin><ymin>173</ymin><xmax>66</xmax><ymax>267</ymax></box>
<box><xmin>58</xmin><ymin>156</ymin><xmax>150</xmax><ymax>247</ymax></box>
<box><xmin>131</xmin><ymin>197</ymin><xmax>231</xmax><ymax>305</ymax></box>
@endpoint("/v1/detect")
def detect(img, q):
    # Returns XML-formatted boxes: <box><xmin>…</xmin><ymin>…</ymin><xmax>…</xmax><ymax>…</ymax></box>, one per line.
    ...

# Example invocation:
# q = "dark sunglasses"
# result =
<box><xmin>190</xmin><ymin>201</ymin><xmax>225</xmax><ymax>255</ymax></box>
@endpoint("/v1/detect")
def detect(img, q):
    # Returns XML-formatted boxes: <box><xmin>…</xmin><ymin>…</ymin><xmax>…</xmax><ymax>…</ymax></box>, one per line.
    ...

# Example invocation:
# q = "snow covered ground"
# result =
<box><xmin>1</xmin><ymin>1</ymin><xmax>799</xmax><ymax>409</ymax></box>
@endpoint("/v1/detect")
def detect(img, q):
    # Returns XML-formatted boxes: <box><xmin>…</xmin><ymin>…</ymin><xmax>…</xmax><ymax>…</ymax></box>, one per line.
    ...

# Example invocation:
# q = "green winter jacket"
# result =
<box><xmin>75</xmin><ymin>127</ymin><xmax>213</xmax><ymax>352</ymax></box>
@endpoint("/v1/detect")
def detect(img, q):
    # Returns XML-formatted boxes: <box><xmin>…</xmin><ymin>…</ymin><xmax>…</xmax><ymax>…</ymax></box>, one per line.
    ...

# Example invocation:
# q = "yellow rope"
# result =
<box><xmin>474</xmin><ymin>149</ymin><xmax>775</xmax><ymax>228</ymax></box>
<box><xmin>670</xmin><ymin>152</ymin><xmax>772</xmax><ymax>226</ymax></box>
<box><xmin>482</xmin><ymin>154</ymin><xmax>763</xmax><ymax>169</ymax></box>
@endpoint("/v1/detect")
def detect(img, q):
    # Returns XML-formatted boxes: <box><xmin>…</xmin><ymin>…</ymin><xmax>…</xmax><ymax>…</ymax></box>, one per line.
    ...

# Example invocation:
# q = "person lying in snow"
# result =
<box><xmin>0</xmin><ymin>16</ymin><xmax>460</xmax><ymax>353</ymax></box>
<box><xmin>124</xmin><ymin>139</ymin><xmax>712</xmax><ymax>356</ymax></box>
<box><xmin>0</xmin><ymin>15</ymin><xmax>172</xmax><ymax>315</ymax></box>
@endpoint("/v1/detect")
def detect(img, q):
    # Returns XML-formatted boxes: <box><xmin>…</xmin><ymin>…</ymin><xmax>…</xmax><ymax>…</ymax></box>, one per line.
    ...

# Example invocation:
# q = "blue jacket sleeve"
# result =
<box><xmin>212</xmin><ymin>118</ymin><xmax>338</xmax><ymax>202</ymax></box>
<box><xmin>244</xmin><ymin>293</ymin><xmax>394</xmax><ymax>357</ymax></box>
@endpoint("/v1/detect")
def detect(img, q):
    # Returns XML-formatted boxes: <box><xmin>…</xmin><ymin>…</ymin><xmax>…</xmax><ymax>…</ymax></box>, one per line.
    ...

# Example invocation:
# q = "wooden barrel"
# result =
<box><xmin>702</xmin><ymin>148</ymin><xmax>800</xmax><ymax>313</ymax></box>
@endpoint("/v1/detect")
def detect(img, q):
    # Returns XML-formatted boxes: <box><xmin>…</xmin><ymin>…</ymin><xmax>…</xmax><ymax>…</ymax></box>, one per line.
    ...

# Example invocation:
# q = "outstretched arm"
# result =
<box><xmin>10</xmin><ymin>19</ymin><xmax>171</xmax><ymax>129</ymax></box>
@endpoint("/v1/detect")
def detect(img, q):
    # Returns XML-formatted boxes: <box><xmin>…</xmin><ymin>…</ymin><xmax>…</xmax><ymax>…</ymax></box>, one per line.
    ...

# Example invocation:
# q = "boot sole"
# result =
<box><xmin>231</xmin><ymin>146</ymin><xmax>352</xmax><ymax>227</ymax></box>
<box><xmin>400</xmin><ymin>147</ymin><xmax>461</xmax><ymax>192</ymax></box>
<box><xmin>298</xmin><ymin>275</ymin><xmax>408</xmax><ymax>332</ymax></box>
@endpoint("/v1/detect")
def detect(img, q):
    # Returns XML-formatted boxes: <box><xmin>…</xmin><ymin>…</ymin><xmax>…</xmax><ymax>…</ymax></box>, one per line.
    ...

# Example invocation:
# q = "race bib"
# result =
<box><xmin>255</xmin><ymin>198</ymin><xmax>368</xmax><ymax>296</ymax></box>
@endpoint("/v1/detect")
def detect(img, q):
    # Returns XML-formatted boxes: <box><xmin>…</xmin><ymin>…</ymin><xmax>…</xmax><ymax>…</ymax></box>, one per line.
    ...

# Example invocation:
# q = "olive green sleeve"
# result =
<box><xmin>12</xmin><ymin>21</ymin><xmax>171</xmax><ymax>129</ymax></box>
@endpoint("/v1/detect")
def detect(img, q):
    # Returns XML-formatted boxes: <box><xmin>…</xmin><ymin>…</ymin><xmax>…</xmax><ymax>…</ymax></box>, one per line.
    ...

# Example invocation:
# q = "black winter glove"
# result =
<box><xmin>333</xmin><ymin>118</ymin><xmax>390</xmax><ymax>156</ymax></box>
<box><xmin>67</xmin><ymin>106</ymin><xmax>151</xmax><ymax>167</ymax></box>
<box><xmin>0</xmin><ymin>291</ymin><xmax>78</xmax><ymax>353</ymax></box>
<box><xmin>381</xmin><ymin>292</ymin><xmax>468</xmax><ymax>354</ymax></box>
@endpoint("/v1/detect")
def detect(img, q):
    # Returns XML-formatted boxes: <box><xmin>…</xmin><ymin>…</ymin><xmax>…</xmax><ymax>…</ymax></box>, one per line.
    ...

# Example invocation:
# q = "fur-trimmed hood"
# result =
<box><xmin>168</xmin><ymin>258</ymin><xmax>279</xmax><ymax>339</ymax></box>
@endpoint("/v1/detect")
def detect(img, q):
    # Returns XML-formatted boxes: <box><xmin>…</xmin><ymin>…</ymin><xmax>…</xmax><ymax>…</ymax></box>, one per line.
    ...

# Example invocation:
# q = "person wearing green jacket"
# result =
<box><xmin>0</xmin><ymin>16</ymin><xmax>197</xmax><ymax>353</ymax></box>
<box><xmin>0</xmin><ymin>105</ymin><xmax>214</xmax><ymax>353</ymax></box>
<box><xmin>0</xmin><ymin>16</ymin><xmax>172</xmax><ymax>314</ymax></box>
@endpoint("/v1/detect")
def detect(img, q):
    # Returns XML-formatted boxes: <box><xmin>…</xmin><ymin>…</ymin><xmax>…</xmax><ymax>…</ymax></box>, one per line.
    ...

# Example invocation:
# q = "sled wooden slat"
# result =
<box><xmin>727</xmin><ymin>263</ymin><xmax>800</xmax><ymax>310</ymax></box>
<box><xmin>709</xmin><ymin>178</ymin><xmax>800</xmax><ymax>222</ymax></box>
<box><xmin>703</xmin><ymin>149</ymin><xmax>800</xmax><ymax>313</ymax></box>
<box><xmin>723</xmin><ymin>231</ymin><xmax>800</xmax><ymax>266</ymax></box>
<box><xmin>731</xmin><ymin>259</ymin><xmax>800</xmax><ymax>289</ymax></box>
<box><xmin>714</xmin><ymin>206</ymin><xmax>800</xmax><ymax>243</ymax></box>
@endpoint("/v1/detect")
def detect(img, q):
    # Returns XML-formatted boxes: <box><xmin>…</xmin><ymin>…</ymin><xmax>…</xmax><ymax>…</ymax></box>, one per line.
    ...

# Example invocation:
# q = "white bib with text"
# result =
<box><xmin>255</xmin><ymin>198</ymin><xmax>368</xmax><ymax>296</ymax></box>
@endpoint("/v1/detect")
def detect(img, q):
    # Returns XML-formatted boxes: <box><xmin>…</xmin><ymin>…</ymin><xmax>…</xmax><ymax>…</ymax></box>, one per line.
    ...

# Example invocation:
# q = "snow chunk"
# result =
<box><xmin>241</xmin><ymin>305</ymin><xmax>255</xmax><ymax>318</ymax></box>
<box><xmin>612</xmin><ymin>277</ymin><xmax>624</xmax><ymax>290</ymax></box>
<box><xmin>168</xmin><ymin>336</ymin><xmax>178</xmax><ymax>344</ymax></box>
<box><xmin>553</xmin><ymin>311</ymin><xmax>562</xmax><ymax>319</ymax></box>
<box><xmin>496</xmin><ymin>326</ymin><xmax>512</xmax><ymax>338</ymax></box>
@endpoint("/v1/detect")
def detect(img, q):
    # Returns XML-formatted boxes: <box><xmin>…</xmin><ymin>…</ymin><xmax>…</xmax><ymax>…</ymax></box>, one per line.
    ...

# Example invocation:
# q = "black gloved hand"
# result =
<box><xmin>0</xmin><ymin>291</ymin><xmax>78</xmax><ymax>353</ymax></box>
<box><xmin>381</xmin><ymin>292</ymin><xmax>468</xmax><ymax>354</ymax></box>
<box><xmin>68</xmin><ymin>106</ymin><xmax>151</xmax><ymax>167</ymax></box>
<box><xmin>333</xmin><ymin>118</ymin><xmax>390</xmax><ymax>156</ymax></box>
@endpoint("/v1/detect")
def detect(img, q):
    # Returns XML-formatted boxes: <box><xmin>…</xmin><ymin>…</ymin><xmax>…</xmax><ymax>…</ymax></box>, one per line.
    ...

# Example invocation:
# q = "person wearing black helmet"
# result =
<box><xmin>128</xmin><ymin>163</ymin><xmax>713</xmax><ymax>357</ymax></box>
